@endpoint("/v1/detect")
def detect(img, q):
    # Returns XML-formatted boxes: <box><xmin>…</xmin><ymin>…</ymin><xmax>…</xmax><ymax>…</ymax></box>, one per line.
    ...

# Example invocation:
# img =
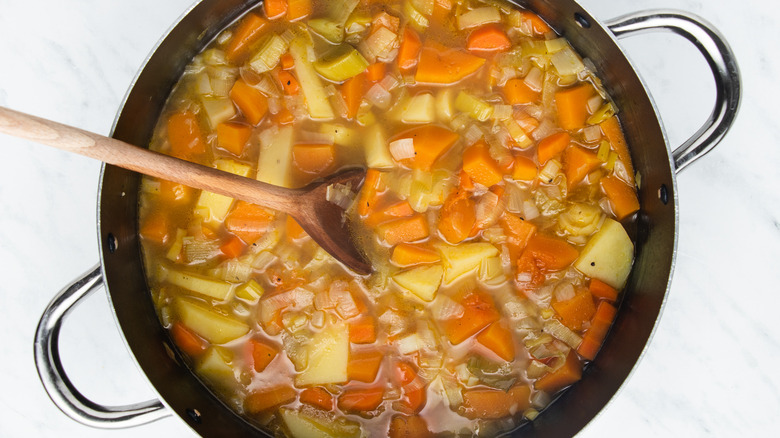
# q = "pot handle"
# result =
<box><xmin>604</xmin><ymin>10</ymin><xmax>741</xmax><ymax>173</ymax></box>
<box><xmin>33</xmin><ymin>264</ymin><xmax>170</xmax><ymax>428</ymax></box>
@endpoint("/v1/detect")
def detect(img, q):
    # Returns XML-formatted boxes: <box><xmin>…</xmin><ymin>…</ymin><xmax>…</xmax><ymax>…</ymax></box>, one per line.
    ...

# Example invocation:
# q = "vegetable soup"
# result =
<box><xmin>138</xmin><ymin>0</ymin><xmax>640</xmax><ymax>436</ymax></box>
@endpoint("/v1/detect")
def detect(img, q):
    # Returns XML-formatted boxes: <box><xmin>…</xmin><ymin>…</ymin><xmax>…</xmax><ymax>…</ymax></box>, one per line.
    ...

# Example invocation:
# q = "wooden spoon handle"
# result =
<box><xmin>0</xmin><ymin>106</ymin><xmax>300</xmax><ymax>212</ymax></box>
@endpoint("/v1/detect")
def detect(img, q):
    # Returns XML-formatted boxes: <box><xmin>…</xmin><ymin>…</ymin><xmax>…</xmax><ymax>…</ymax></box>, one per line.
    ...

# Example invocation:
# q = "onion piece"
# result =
<box><xmin>389</xmin><ymin>138</ymin><xmax>416</xmax><ymax>161</ymax></box>
<box><xmin>432</xmin><ymin>295</ymin><xmax>465</xmax><ymax>320</ymax></box>
<box><xmin>583</xmin><ymin>125</ymin><xmax>602</xmax><ymax>143</ymax></box>
<box><xmin>326</xmin><ymin>183</ymin><xmax>355</xmax><ymax>210</ymax></box>
<box><xmin>365</xmin><ymin>83</ymin><xmax>392</xmax><ymax>110</ymax></box>
<box><xmin>524</xmin><ymin>67</ymin><xmax>544</xmax><ymax>91</ymax></box>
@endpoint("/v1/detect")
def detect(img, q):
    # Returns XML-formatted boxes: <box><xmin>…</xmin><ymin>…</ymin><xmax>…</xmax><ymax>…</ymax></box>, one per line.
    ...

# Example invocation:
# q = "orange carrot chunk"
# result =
<box><xmin>139</xmin><ymin>211</ymin><xmax>171</xmax><ymax>246</ymax></box>
<box><xmin>377</xmin><ymin>215</ymin><xmax>430</xmax><ymax>246</ymax></box>
<box><xmin>171</xmin><ymin>322</ymin><xmax>208</xmax><ymax>357</ymax></box>
<box><xmin>394</xmin><ymin>361</ymin><xmax>426</xmax><ymax>413</ymax></box>
<box><xmin>250</xmin><ymin>339</ymin><xmax>278</xmax><ymax>372</ymax></box>
<box><xmin>534</xmin><ymin>350</ymin><xmax>582</xmax><ymax>393</ymax></box>
<box><xmin>467</xmin><ymin>24</ymin><xmax>511</xmax><ymax>53</ymax></box>
<box><xmin>589</xmin><ymin>278</ymin><xmax>619</xmax><ymax>302</ymax></box>
<box><xmin>338</xmin><ymin>387</ymin><xmax>385</xmax><ymax>412</ymax></box>
<box><xmin>520</xmin><ymin>11</ymin><xmax>552</xmax><ymax>35</ymax></box>
<box><xmin>524</xmin><ymin>234</ymin><xmax>579</xmax><ymax>272</ymax></box>
<box><xmin>389</xmin><ymin>415</ymin><xmax>433</xmax><ymax>438</ymax></box>
<box><xmin>504</xmin><ymin>78</ymin><xmax>540</xmax><ymax>105</ymax></box>
<box><xmin>555</xmin><ymin>83</ymin><xmax>596</xmax><ymax>131</ymax></box>
<box><xmin>562</xmin><ymin>145</ymin><xmax>601</xmax><ymax>189</ymax></box>
<box><xmin>245</xmin><ymin>386</ymin><xmax>296</xmax><ymax>414</ymax></box>
<box><xmin>415</xmin><ymin>41</ymin><xmax>486</xmax><ymax>85</ymax></box>
<box><xmin>216</xmin><ymin>122</ymin><xmax>253</xmax><ymax>156</ymax></box>
<box><xmin>551</xmin><ymin>288</ymin><xmax>596</xmax><ymax>331</ymax></box>
<box><xmin>391</xmin><ymin>243</ymin><xmax>441</xmax><ymax>267</ymax></box>
<box><xmin>220</xmin><ymin>235</ymin><xmax>246</xmax><ymax>259</ymax></box>
<box><xmin>443</xmin><ymin>291</ymin><xmax>500</xmax><ymax>345</ymax></box>
<box><xmin>356</xmin><ymin>168</ymin><xmax>385</xmax><ymax>217</ymax></box>
<box><xmin>461</xmin><ymin>384</ymin><xmax>531</xmax><ymax>419</ymax></box>
<box><xmin>512</xmin><ymin>155</ymin><xmax>538</xmax><ymax>181</ymax></box>
<box><xmin>349</xmin><ymin>317</ymin><xmax>377</xmax><ymax>344</ymax></box>
<box><xmin>286</xmin><ymin>215</ymin><xmax>307</xmax><ymax>240</ymax></box>
<box><xmin>277</xmin><ymin>70</ymin><xmax>300</xmax><ymax>95</ymax></box>
<box><xmin>536</xmin><ymin>132</ymin><xmax>570</xmax><ymax>166</ymax></box>
<box><xmin>601</xmin><ymin>115</ymin><xmax>635</xmax><ymax>185</ymax></box>
<box><xmin>577</xmin><ymin>301</ymin><xmax>618</xmax><ymax>360</ymax></box>
<box><xmin>300</xmin><ymin>387</ymin><xmax>333</xmax><ymax>411</ymax></box>
<box><xmin>398</xmin><ymin>27</ymin><xmax>423</xmax><ymax>73</ymax></box>
<box><xmin>264</xmin><ymin>0</ymin><xmax>288</xmax><ymax>20</ymax></box>
<box><xmin>366</xmin><ymin>62</ymin><xmax>387</xmax><ymax>83</ymax></box>
<box><xmin>286</xmin><ymin>0</ymin><xmax>312</xmax><ymax>21</ymax></box>
<box><xmin>348</xmin><ymin>350</ymin><xmax>383</xmax><ymax>383</ymax></box>
<box><xmin>462</xmin><ymin>141</ymin><xmax>504</xmax><ymax>187</ymax></box>
<box><xmin>225</xmin><ymin>201</ymin><xmax>274</xmax><ymax>244</ymax></box>
<box><xmin>365</xmin><ymin>200</ymin><xmax>415</xmax><ymax>228</ymax></box>
<box><xmin>230</xmin><ymin>79</ymin><xmax>269</xmax><ymax>126</ymax></box>
<box><xmin>292</xmin><ymin>143</ymin><xmax>336</xmax><ymax>176</ymax></box>
<box><xmin>437</xmin><ymin>191</ymin><xmax>476</xmax><ymax>244</ymax></box>
<box><xmin>341</xmin><ymin>72</ymin><xmax>366</xmax><ymax>120</ymax></box>
<box><xmin>476</xmin><ymin>322</ymin><xmax>516</xmax><ymax>361</ymax></box>
<box><xmin>600</xmin><ymin>175</ymin><xmax>640</xmax><ymax>220</ymax></box>
<box><xmin>393</xmin><ymin>125</ymin><xmax>460</xmax><ymax>171</ymax></box>
<box><xmin>167</xmin><ymin>111</ymin><xmax>206</xmax><ymax>158</ymax></box>
<box><xmin>225</xmin><ymin>13</ymin><xmax>269</xmax><ymax>64</ymax></box>
<box><xmin>280</xmin><ymin>52</ymin><xmax>295</xmax><ymax>70</ymax></box>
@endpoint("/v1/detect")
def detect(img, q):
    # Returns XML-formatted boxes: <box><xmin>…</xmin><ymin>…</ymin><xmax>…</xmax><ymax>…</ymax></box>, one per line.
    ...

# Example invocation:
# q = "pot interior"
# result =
<box><xmin>99</xmin><ymin>0</ymin><xmax>677</xmax><ymax>436</ymax></box>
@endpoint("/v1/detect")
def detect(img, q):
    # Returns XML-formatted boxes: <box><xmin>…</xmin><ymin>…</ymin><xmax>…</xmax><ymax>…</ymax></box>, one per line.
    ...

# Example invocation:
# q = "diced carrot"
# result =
<box><xmin>467</xmin><ymin>24</ymin><xmax>511</xmax><ymax>53</ymax></box>
<box><xmin>272</xmin><ymin>107</ymin><xmax>295</xmax><ymax>125</ymax></box>
<box><xmin>461</xmin><ymin>384</ymin><xmax>531</xmax><ymax>419</ymax></box>
<box><xmin>431</xmin><ymin>0</ymin><xmax>453</xmax><ymax>26</ymax></box>
<box><xmin>357</xmin><ymin>168</ymin><xmax>385</xmax><ymax>216</ymax></box>
<box><xmin>555</xmin><ymin>83</ymin><xmax>596</xmax><ymax>131</ymax></box>
<box><xmin>462</xmin><ymin>141</ymin><xmax>503</xmax><ymax>187</ymax></box>
<box><xmin>170</xmin><ymin>322</ymin><xmax>207</xmax><ymax>357</ymax></box>
<box><xmin>341</xmin><ymin>72</ymin><xmax>366</xmax><ymax>120</ymax></box>
<box><xmin>300</xmin><ymin>387</ymin><xmax>333</xmax><ymax>411</ymax></box>
<box><xmin>167</xmin><ymin>111</ymin><xmax>206</xmax><ymax>158</ymax></box>
<box><xmin>338</xmin><ymin>387</ymin><xmax>385</xmax><ymax>412</ymax></box>
<box><xmin>398</xmin><ymin>27</ymin><xmax>422</xmax><ymax>73</ymax></box>
<box><xmin>264</xmin><ymin>0</ymin><xmax>287</xmax><ymax>20</ymax></box>
<box><xmin>292</xmin><ymin>143</ymin><xmax>336</xmax><ymax>176</ymax></box>
<box><xmin>280</xmin><ymin>52</ymin><xmax>295</xmax><ymax>70</ymax></box>
<box><xmin>443</xmin><ymin>291</ymin><xmax>500</xmax><ymax>345</ymax></box>
<box><xmin>537</xmin><ymin>132</ymin><xmax>570</xmax><ymax>166</ymax></box>
<box><xmin>216</xmin><ymin>122</ymin><xmax>253</xmax><ymax>156</ymax></box>
<box><xmin>512</xmin><ymin>155</ymin><xmax>538</xmax><ymax>181</ymax></box>
<box><xmin>415</xmin><ymin>41</ymin><xmax>487</xmax><ymax>85</ymax></box>
<box><xmin>230</xmin><ymin>79</ymin><xmax>269</xmax><ymax>126</ymax></box>
<box><xmin>389</xmin><ymin>415</ymin><xmax>433</xmax><ymax>438</ymax></box>
<box><xmin>249</xmin><ymin>339</ymin><xmax>278</xmax><ymax>372</ymax></box>
<box><xmin>500</xmin><ymin>212</ymin><xmax>537</xmax><ymax>258</ymax></box>
<box><xmin>437</xmin><ymin>191</ymin><xmax>476</xmax><ymax>244</ymax></box>
<box><xmin>552</xmin><ymin>288</ymin><xmax>596</xmax><ymax>331</ymax></box>
<box><xmin>520</xmin><ymin>11</ymin><xmax>552</xmax><ymax>35</ymax></box>
<box><xmin>349</xmin><ymin>317</ymin><xmax>377</xmax><ymax>344</ymax></box>
<box><xmin>458</xmin><ymin>169</ymin><xmax>474</xmax><ymax>191</ymax></box>
<box><xmin>503</xmin><ymin>78</ymin><xmax>540</xmax><ymax>105</ymax></box>
<box><xmin>201</xmin><ymin>224</ymin><xmax>218</xmax><ymax>240</ymax></box>
<box><xmin>516</xmin><ymin>250</ymin><xmax>544</xmax><ymax>289</ymax></box>
<box><xmin>225</xmin><ymin>201</ymin><xmax>274</xmax><ymax>244</ymax></box>
<box><xmin>365</xmin><ymin>200</ymin><xmax>415</xmax><ymax>228</ymax></box>
<box><xmin>157</xmin><ymin>179</ymin><xmax>193</xmax><ymax>203</ymax></box>
<box><xmin>366</xmin><ymin>62</ymin><xmax>387</xmax><ymax>83</ymax></box>
<box><xmin>139</xmin><ymin>211</ymin><xmax>171</xmax><ymax>246</ymax></box>
<box><xmin>471</xmin><ymin>185</ymin><xmax>505</xmax><ymax>235</ymax></box>
<box><xmin>601</xmin><ymin>115</ymin><xmax>635</xmax><ymax>185</ymax></box>
<box><xmin>589</xmin><ymin>278</ymin><xmax>618</xmax><ymax>302</ymax></box>
<box><xmin>391</xmin><ymin>243</ymin><xmax>441</xmax><ymax>267</ymax></box>
<box><xmin>225</xmin><ymin>13</ymin><xmax>269</xmax><ymax>64</ymax></box>
<box><xmin>220</xmin><ymin>235</ymin><xmax>246</xmax><ymax>259</ymax></box>
<box><xmin>476</xmin><ymin>322</ymin><xmax>515</xmax><ymax>361</ymax></box>
<box><xmin>286</xmin><ymin>215</ymin><xmax>307</xmax><ymax>240</ymax></box>
<box><xmin>286</xmin><ymin>0</ymin><xmax>311</xmax><ymax>21</ymax></box>
<box><xmin>245</xmin><ymin>386</ymin><xmax>296</xmax><ymax>414</ymax></box>
<box><xmin>577</xmin><ymin>301</ymin><xmax>617</xmax><ymax>360</ymax></box>
<box><xmin>394</xmin><ymin>361</ymin><xmax>426</xmax><ymax>413</ymax></box>
<box><xmin>524</xmin><ymin>235</ymin><xmax>579</xmax><ymax>272</ymax></box>
<box><xmin>377</xmin><ymin>215</ymin><xmax>430</xmax><ymax>246</ymax></box>
<box><xmin>348</xmin><ymin>350</ymin><xmax>383</xmax><ymax>382</ymax></box>
<box><xmin>393</xmin><ymin>125</ymin><xmax>460</xmax><ymax>171</ymax></box>
<box><xmin>600</xmin><ymin>175</ymin><xmax>640</xmax><ymax>220</ymax></box>
<box><xmin>563</xmin><ymin>145</ymin><xmax>601</xmax><ymax>190</ymax></box>
<box><xmin>534</xmin><ymin>350</ymin><xmax>583</xmax><ymax>393</ymax></box>
<box><xmin>277</xmin><ymin>70</ymin><xmax>300</xmax><ymax>95</ymax></box>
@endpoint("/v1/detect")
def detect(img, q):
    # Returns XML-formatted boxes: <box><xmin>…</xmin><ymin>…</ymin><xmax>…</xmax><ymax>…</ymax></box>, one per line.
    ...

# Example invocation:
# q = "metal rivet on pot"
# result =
<box><xmin>107</xmin><ymin>233</ymin><xmax>117</xmax><ymax>253</ymax></box>
<box><xmin>658</xmin><ymin>184</ymin><xmax>669</xmax><ymax>205</ymax></box>
<box><xmin>574</xmin><ymin>13</ymin><xmax>591</xmax><ymax>29</ymax></box>
<box><xmin>186</xmin><ymin>408</ymin><xmax>202</xmax><ymax>424</ymax></box>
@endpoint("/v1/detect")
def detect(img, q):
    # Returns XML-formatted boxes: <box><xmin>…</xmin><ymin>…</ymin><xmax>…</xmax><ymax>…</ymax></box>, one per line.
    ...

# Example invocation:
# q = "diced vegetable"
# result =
<box><xmin>415</xmin><ymin>41</ymin><xmax>486</xmax><ymax>84</ymax></box>
<box><xmin>398</xmin><ymin>27</ymin><xmax>422</xmax><ymax>72</ymax></box>
<box><xmin>299</xmin><ymin>387</ymin><xmax>334</xmax><ymax>411</ymax></box>
<box><xmin>167</xmin><ymin>111</ymin><xmax>206</xmax><ymax>158</ymax></box>
<box><xmin>551</xmin><ymin>288</ymin><xmax>596</xmax><ymax>331</ymax></box>
<box><xmin>393</xmin><ymin>264</ymin><xmax>443</xmax><ymax>301</ymax></box>
<box><xmin>455</xmin><ymin>91</ymin><xmax>493</xmax><ymax>122</ymax></box>
<box><xmin>377</xmin><ymin>215</ymin><xmax>430</xmax><ymax>246</ymax></box>
<box><xmin>364</xmin><ymin>124</ymin><xmax>394</xmax><ymax>169</ymax></box>
<box><xmin>534</xmin><ymin>350</ymin><xmax>582</xmax><ymax>393</ymax></box>
<box><xmin>513</xmin><ymin>156</ymin><xmax>537</xmax><ymax>181</ymax></box>
<box><xmin>392</xmin><ymin>125</ymin><xmax>460</xmax><ymax>171</ymax></box>
<box><xmin>216</xmin><ymin>122</ymin><xmax>252</xmax><ymax>156</ymax></box>
<box><xmin>437</xmin><ymin>190</ymin><xmax>476</xmax><ymax>244</ymax></box>
<box><xmin>196</xmin><ymin>347</ymin><xmax>236</xmax><ymax>384</ymax></box>
<box><xmin>349</xmin><ymin>317</ymin><xmax>377</xmax><ymax>344</ymax></box>
<box><xmin>257</xmin><ymin>125</ymin><xmax>294</xmax><ymax>187</ymax></box>
<box><xmin>164</xmin><ymin>268</ymin><xmax>234</xmax><ymax>300</ymax></box>
<box><xmin>293</xmin><ymin>143</ymin><xmax>336</xmax><ymax>176</ymax></box>
<box><xmin>504</xmin><ymin>78</ymin><xmax>540</xmax><ymax>105</ymax></box>
<box><xmin>347</xmin><ymin>350</ymin><xmax>383</xmax><ymax>382</ymax></box>
<box><xmin>225</xmin><ymin>201</ymin><xmax>274</xmax><ymax>244</ymax></box>
<box><xmin>264</xmin><ymin>0</ymin><xmax>288</xmax><ymax>20</ymax></box>
<box><xmin>175</xmin><ymin>298</ymin><xmax>249</xmax><ymax>344</ymax></box>
<box><xmin>589</xmin><ymin>278</ymin><xmax>618</xmax><ymax>302</ymax></box>
<box><xmin>443</xmin><ymin>291</ymin><xmax>500</xmax><ymax>344</ymax></box>
<box><xmin>246</xmin><ymin>386</ymin><xmax>297</xmax><ymax>414</ymax></box>
<box><xmin>200</xmin><ymin>97</ymin><xmax>237</xmax><ymax>128</ymax></box>
<box><xmin>340</xmin><ymin>73</ymin><xmax>366</xmax><ymax>120</ymax></box>
<box><xmin>562</xmin><ymin>145</ymin><xmax>601</xmax><ymax>189</ymax></box>
<box><xmin>235</xmin><ymin>279</ymin><xmax>265</xmax><ymax>302</ymax></box>
<box><xmin>389</xmin><ymin>415</ymin><xmax>432</xmax><ymax>438</ymax></box>
<box><xmin>600</xmin><ymin>175</ymin><xmax>640</xmax><ymax>220</ymax></box>
<box><xmin>400</xmin><ymin>93</ymin><xmax>436</xmax><ymax>124</ymax></box>
<box><xmin>439</xmin><ymin>242</ymin><xmax>499</xmax><ymax>283</ymax></box>
<box><xmin>577</xmin><ymin>301</ymin><xmax>618</xmax><ymax>360</ymax></box>
<box><xmin>308</xmin><ymin>18</ymin><xmax>345</xmax><ymax>44</ymax></box>
<box><xmin>555</xmin><ymin>83</ymin><xmax>596</xmax><ymax>131</ymax></box>
<box><xmin>537</xmin><ymin>132</ymin><xmax>570</xmax><ymax>165</ymax></box>
<box><xmin>296</xmin><ymin>322</ymin><xmax>349</xmax><ymax>386</ymax></box>
<box><xmin>250</xmin><ymin>339</ymin><xmax>278</xmax><ymax>372</ymax></box>
<box><xmin>476</xmin><ymin>322</ymin><xmax>515</xmax><ymax>361</ymax></box>
<box><xmin>280</xmin><ymin>408</ymin><xmax>361</xmax><ymax>438</ymax></box>
<box><xmin>171</xmin><ymin>322</ymin><xmax>208</xmax><ymax>357</ymax></box>
<box><xmin>461</xmin><ymin>384</ymin><xmax>531</xmax><ymax>419</ymax></box>
<box><xmin>574</xmin><ymin>218</ymin><xmax>634</xmax><ymax>288</ymax></box>
<box><xmin>467</xmin><ymin>24</ymin><xmax>511</xmax><ymax>53</ymax></box>
<box><xmin>524</xmin><ymin>235</ymin><xmax>579</xmax><ymax>272</ymax></box>
<box><xmin>287</xmin><ymin>0</ymin><xmax>312</xmax><ymax>21</ymax></box>
<box><xmin>289</xmin><ymin>36</ymin><xmax>335</xmax><ymax>119</ymax></box>
<box><xmin>391</xmin><ymin>243</ymin><xmax>441</xmax><ymax>267</ymax></box>
<box><xmin>225</xmin><ymin>13</ymin><xmax>269</xmax><ymax>64</ymax></box>
<box><xmin>314</xmin><ymin>46</ymin><xmax>369</xmax><ymax>82</ymax></box>
<box><xmin>601</xmin><ymin>115</ymin><xmax>635</xmax><ymax>185</ymax></box>
<box><xmin>457</xmin><ymin>7</ymin><xmax>501</xmax><ymax>30</ymax></box>
<box><xmin>338</xmin><ymin>387</ymin><xmax>384</xmax><ymax>412</ymax></box>
<box><xmin>462</xmin><ymin>141</ymin><xmax>503</xmax><ymax>187</ymax></box>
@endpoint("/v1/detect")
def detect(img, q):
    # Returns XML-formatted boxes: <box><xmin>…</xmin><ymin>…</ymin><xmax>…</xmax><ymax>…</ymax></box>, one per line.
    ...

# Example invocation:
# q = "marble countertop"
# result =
<box><xmin>1</xmin><ymin>0</ymin><xmax>777</xmax><ymax>436</ymax></box>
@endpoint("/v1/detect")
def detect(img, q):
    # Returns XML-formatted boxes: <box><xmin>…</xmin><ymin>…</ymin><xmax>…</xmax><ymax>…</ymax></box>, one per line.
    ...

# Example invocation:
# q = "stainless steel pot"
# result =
<box><xmin>33</xmin><ymin>0</ymin><xmax>741</xmax><ymax>436</ymax></box>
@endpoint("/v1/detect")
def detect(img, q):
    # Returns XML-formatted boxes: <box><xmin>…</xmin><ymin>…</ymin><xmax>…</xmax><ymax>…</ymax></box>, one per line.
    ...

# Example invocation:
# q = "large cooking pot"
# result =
<box><xmin>33</xmin><ymin>0</ymin><xmax>741</xmax><ymax>436</ymax></box>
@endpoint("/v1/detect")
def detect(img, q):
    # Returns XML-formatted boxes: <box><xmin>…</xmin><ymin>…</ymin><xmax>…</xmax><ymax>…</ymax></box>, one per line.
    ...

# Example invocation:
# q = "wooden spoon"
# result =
<box><xmin>0</xmin><ymin>106</ymin><xmax>372</xmax><ymax>274</ymax></box>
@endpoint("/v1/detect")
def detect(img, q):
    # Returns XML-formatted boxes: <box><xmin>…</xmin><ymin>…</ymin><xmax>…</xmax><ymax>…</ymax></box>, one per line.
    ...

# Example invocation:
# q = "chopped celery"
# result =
<box><xmin>364</xmin><ymin>124</ymin><xmax>394</xmax><ymax>169</ymax></box>
<box><xmin>411</xmin><ymin>0</ymin><xmax>434</xmax><ymax>15</ymax></box>
<box><xmin>520</xmin><ymin>40</ymin><xmax>548</xmax><ymax>57</ymax></box>
<box><xmin>504</xmin><ymin>119</ymin><xmax>533</xmax><ymax>149</ymax></box>
<box><xmin>401</xmin><ymin>92</ymin><xmax>436</xmax><ymax>123</ymax></box>
<box><xmin>235</xmin><ymin>279</ymin><xmax>264</xmax><ymax>303</ymax></box>
<box><xmin>605</xmin><ymin>151</ymin><xmax>618</xmax><ymax>171</ymax></box>
<box><xmin>176</xmin><ymin>298</ymin><xmax>249</xmax><ymax>344</ymax></box>
<box><xmin>314</xmin><ymin>46</ymin><xmax>369</xmax><ymax>82</ymax></box>
<box><xmin>436</xmin><ymin>88</ymin><xmax>455</xmax><ymax>121</ymax></box>
<box><xmin>200</xmin><ymin>97</ymin><xmax>236</xmax><ymax>128</ymax></box>
<box><xmin>455</xmin><ymin>91</ymin><xmax>494</xmax><ymax>122</ymax></box>
<box><xmin>587</xmin><ymin>102</ymin><xmax>616</xmax><ymax>125</ymax></box>
<box><xmin>257</xmin><ymin>126</ymin><xmax>295</xmax><ymax>187</ymax></box>
<box><xmin>308</xmin><ymin>18</ymin><xmax>344</xmax><ymax>44</ymax></box>
<box><xmin>165</xmin><ymin>268</ymin><xmax>234</xmax><ymax>300</ymax></box>
<box><xmin>289</xmin><ymin>37</ymin><xmax>335</xmax><ymax>120</ymax></box>
<box><xmin>404</xmin><ymin>0</ymin><xmax>429</xmax><ymax>32</ymax></box>
<box><xmin>457</xmin><ymin>7</ymin><xmax>501</xmax><ymax>30</ymax></box>
<box><xmin>597</xmin><ymin>140</ymin><xmax>610</xmax><ymax>162</ymax></box>
<box><xmin>249</xmin><ymin>34</ymin><xmax>289</xmax><ymax>73</ymax></box>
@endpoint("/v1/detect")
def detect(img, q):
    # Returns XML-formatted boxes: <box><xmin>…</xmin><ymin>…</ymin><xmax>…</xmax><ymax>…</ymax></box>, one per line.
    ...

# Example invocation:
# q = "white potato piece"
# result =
<box><xmin>165</xmin><ymin>269</ymin><xmax>234</xmax><ymax>300</ymax></box>
<box><xmin>280</xmin><ymin>408</ymin><xmax>361</xmax><ymax>438</ymax></box>
<box><xmin>364</xmin><ymin>123</ymin><xmax>394</xmax><ymax>169</ymax></box>
<box><xmin>439</xmin><ymin>242</ymin><xmax>500</xmax><ymax>283</ymax></box>
<box><xmin>574</xmin><ymin>218</ymin><xmax>634</xmax><ymax>288</ymax></box>
<box><xmin>295</xmin><ymin>322</ymin><xmax>349</xmax><ymax>386</ymax></box>
<box><xmin>401</xmin><ymin>93</ymin><xmax>436</xmax><ymax>124</ymax></box>
<box><xmin>393</xmin><ymin>264</ymin><xmax>443</xmax><ymax>301</ymax></box>
<box><xmin>196</xmin><ymin>347</ymin><xmax>236</xmax><ymax>385</ymax></box>
<box><xmin>257</xmin><ymin>125</ymin><xmax>294</xmax><ymax>188</ymax></box>
<box><xmin>175</xmin><ymin>298</ymin><xmax>250</xmax><ymax>344</ymax></box>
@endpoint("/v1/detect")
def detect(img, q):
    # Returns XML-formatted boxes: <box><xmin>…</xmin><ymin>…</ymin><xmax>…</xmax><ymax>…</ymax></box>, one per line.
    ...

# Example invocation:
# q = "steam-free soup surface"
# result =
<box><xmin>138</xmin><ymin>0</ymin><xmax>640</xmax><ymax>436</ymax></box>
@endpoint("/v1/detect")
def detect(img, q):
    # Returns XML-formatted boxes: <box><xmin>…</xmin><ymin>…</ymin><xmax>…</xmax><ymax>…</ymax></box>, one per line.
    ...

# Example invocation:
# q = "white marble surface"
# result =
<box><xmin>0</xmin><ymin>0</ymin><xmax>777</xmax><ymax>436</ymax></box>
